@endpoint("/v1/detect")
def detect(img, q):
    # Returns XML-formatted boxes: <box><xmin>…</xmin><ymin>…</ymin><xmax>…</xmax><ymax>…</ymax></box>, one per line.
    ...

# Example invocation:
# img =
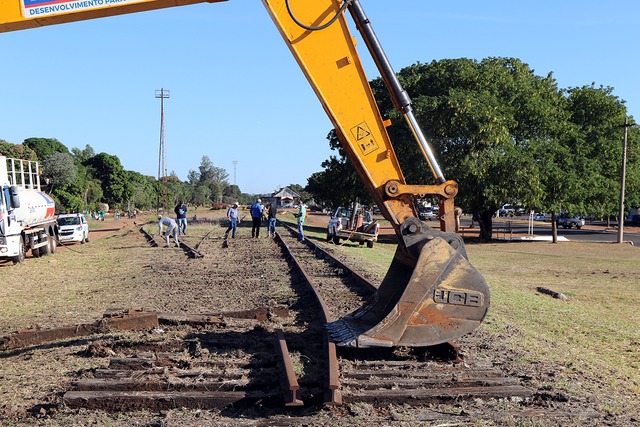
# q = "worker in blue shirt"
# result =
<box><xmin>250</xmin><ymin>198</ymin><xmax>264</xmax><ymax>238</ymax></box>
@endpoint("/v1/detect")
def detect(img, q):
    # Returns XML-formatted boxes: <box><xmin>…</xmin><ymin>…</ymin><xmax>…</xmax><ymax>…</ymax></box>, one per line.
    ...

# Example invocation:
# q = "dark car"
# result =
<box><xmin>418</xmin><ymin>207</ymin><xmax>434</xmax><ymax>221</ymax></box>
<box><xmin>556</xmin><ymin>215</ymin><xmax>585</xmax><ymax>229</ymax></box>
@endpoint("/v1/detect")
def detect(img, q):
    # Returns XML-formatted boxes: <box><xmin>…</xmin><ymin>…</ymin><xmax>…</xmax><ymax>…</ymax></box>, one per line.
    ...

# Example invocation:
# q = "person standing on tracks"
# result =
<box><xmin>174</xmin><ymin>201</ymin><xmax>188</xmax><ymax>235</ymax></box>
<box><xmin>157</xmin><ymin>215</ymin><xmax>180</xmax><ymax>248</ymax></box>
<box><xmin>267</xmin><ymin>202</ymin><xmax>278</xmax><ymax>238</ymax></box>
<box><xmin>225</xmin><ymin>202</ymin><xmax>240</xmax><ymax>239</ymax></box>
<box><xmin>250</xmin><ymin>198</ymin><xmax>264</xmax><ymax>238</ymax></box>
<box><xmin>295</xmin><ymin>203</ymin><xmax>307</xmax><ymax>242</ymax></box>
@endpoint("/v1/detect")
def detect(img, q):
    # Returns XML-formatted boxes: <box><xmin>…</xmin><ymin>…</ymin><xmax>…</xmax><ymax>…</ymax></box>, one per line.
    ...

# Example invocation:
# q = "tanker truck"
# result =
<box><xmin>0</xmin><ymin>156</ymin><xmax>58</xmax><ymax>264</ymax></box>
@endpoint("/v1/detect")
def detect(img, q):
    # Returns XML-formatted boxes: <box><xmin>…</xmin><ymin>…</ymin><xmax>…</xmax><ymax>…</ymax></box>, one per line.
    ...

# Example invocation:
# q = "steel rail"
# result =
<box><xmin>274</xmin><ymin>229</ymin><xmax>343</xmax><ymax>405</ymax></box>
<box><xmin>275</xmin><ymin>328</ymin><xmax>304</xmax><ymax>407</ymax></box>
<box><xmin>279</xmin><ymin>222</ymin><xmax>377</xmax><ymax>293</ymax></box>
<box><xmin>138</xmin><ymin>226</ymin><xmax>203</xmax><ymax>258</ymax></box>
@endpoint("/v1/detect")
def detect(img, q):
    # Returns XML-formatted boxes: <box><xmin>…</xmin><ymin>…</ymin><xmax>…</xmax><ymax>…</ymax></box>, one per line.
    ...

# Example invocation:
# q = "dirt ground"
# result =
<box><xmin>0</xmin><ymin>209</ymin><xmax>638</xmax><ymax>426</ymax></box>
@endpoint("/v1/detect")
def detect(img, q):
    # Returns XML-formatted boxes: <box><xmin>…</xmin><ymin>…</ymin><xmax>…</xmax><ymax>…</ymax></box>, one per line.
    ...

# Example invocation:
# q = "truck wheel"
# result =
<box><xmin>366</xmin><ymin>241</ymin><xmax>374</xmax><ymax>248</ymax></box>
<box><xmin>84</xmin><ymin>233</ymin><xmax>90</xmax><ymax>243</ymax></box>
<box><xmin>49</xmin><ymin>236</ymin><xmax>57</xmax><ymax>254</ymax></box>
<box><xmin>38</xmin><ymin>232</ymin><xmax>50</xmax><ymax>256</ymax></box>
<box><xmin>333</xmin><ymin>236</ymin><xmax>342</xmax><ymax>245</ymax></box>
<box><xmin>576</xmin><ymin>225</ymin><xmax>582</xmax><ymax>230</ymax></box>
<box><xmin>32</xmin><ymin>247</ymin><xmax>41</xmax><ymax>258</ymax></box>
<box><xmin>12</xmin><ymin>237</ymin><xmax>26</xmax><ymax>264</ymax></box>
<box><xmin>40</xmin><ymin>238</ymin><xmax>50</xmax><ymax>256</ymax></box>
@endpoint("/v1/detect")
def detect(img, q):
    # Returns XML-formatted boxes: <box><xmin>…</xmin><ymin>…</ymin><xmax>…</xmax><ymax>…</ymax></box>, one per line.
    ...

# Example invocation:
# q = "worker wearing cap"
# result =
<box><xmin>225</xmin><ymin>202</ymin><xmax>240</xmax><ymax>239</ymax></box>
<box><xmin>158</xmin><ymin>215</ymin><xmax>180</xmax><ymax>248</ymax></box>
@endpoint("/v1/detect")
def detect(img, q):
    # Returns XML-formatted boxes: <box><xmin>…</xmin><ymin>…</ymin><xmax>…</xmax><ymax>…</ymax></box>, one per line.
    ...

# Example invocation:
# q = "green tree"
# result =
<box><xmin>71</xmin><ymin>144</ymin><xmax>96</xmax><ymax>163</ymax></box>
<box><xmin>124</xmin><ymin>171</ymin><xmax>156</xmax><ymax>211</ymax></box>
<box><xmin>286</xmin><ymin>183</ymin><xmax>312</xmax><ymax>204</ymax></box>
<box><xmin>84</xmin><ymin>152</ymin><xmax>129</xmax><ymax>207</ymax></box>
<box><xmin>564</xmin><ymin>85</ymin><xmax>630</xmax><ymax>221</ymax></box>
<box><xmin>223</xmin><ymin>184</ymin><xmax>241</xmax><ymax>204</ymax></box>
<box><xmin>196</xmin><ymin>155</ymin><xmax>229</xmax><ymax>204</ymax></box>
<box><xmin>42</xmin><ymin>152</ymin><xmax>77</xmax><ymax>194</ymax></box>
<box><xmin>373</xmin><ymin>58</ymin><xmax>572</xmax><ymax>240</ymax></box>
<box><xmin>52</xmin><ymin>189</ymin><xmax>84</xmax><ymax>213</ymax></box>
<box><xmin>23</xmin><ymin>137</ymin><xmax>68</xmax><ymax>161</ymax></box>
<box><xmin>0</xmin><ymin>140</ymin><xmax>38</xmax><ymax>160</ymax></box>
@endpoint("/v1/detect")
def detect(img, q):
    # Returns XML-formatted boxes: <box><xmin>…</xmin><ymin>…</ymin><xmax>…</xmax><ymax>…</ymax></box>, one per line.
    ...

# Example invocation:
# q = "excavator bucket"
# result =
<box><xmin>327</xmin><ymin>218</ymin><xmax>490</xmax><ymax>348</ymax></box>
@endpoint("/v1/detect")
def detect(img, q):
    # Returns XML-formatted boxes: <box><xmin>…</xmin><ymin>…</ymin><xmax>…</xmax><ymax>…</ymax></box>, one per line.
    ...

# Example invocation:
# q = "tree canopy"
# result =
<box><xmin>306</xmin><ymin>57</ymin><xmax>638</xmax><ymax>241</ymax></box>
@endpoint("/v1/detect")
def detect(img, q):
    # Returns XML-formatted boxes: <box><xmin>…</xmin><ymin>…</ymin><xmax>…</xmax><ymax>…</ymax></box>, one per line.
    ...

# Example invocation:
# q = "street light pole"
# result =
<box><xmin>617</xmin><ymin>117</ymin><xmax>636</xmax><ymax>243</ymax></box>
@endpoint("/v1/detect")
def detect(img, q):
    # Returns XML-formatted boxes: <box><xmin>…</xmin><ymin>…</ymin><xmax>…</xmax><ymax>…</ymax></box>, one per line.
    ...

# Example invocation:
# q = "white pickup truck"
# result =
<box><xmin>327</xmin><ymin>206</ymin><xmax>379</xmax><ymax>247</ymax></box>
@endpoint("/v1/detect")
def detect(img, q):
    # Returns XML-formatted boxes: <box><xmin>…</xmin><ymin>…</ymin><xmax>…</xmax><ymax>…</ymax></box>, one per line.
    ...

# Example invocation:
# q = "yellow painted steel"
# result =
<box><xmin>262</xmin><ymin>0</ymin><xmax>416</xmax><ymax>228</ymax></box>
<box><xmin>0</xmin><ymin>0</ymin><xmax>225</xmax><ymax>33</ymax></box>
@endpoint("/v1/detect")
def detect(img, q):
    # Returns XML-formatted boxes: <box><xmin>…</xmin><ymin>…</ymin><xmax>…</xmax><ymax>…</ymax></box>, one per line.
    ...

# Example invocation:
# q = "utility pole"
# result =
<box><xmin>155</xmin><ymin>88</ymin><xmax>170</xmax><ymax>213</ymax></box>
<box><xmin>617</xmin><ymin>117</ymin><xmax>637</xmax><ymax>243</ymax></box>
<box><xmin>233</xmin><ymin>160</ymin><xmax>237</xmax><ymax>186</ymax></box>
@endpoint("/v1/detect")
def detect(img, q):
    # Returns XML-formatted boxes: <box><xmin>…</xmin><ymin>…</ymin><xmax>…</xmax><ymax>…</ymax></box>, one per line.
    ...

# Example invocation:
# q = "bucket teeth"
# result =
<box><xmin>328</xmin><ymin>234</ymin><xmax>489</xmax><ymax>348</ymax></box>
<box><xmin>326</xmin><ymin>319</ymin><xmax>357</xmax><ymax>344</ymax></box>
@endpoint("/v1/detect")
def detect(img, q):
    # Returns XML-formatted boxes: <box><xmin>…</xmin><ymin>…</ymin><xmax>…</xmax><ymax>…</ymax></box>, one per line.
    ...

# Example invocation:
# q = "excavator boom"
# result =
<box><xmin>0</xmin><ymin>0</ymin><xmax>490</xmax><ymax>348</ymax></box>
<box><xmin>264</xmin><ymin>0</ymin><xmax>489</xmax><ymax>348</ymax></box>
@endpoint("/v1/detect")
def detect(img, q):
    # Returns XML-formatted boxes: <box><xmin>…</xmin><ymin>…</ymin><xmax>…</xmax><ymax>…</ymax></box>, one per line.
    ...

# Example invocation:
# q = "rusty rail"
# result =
<box><xmin>280</xmin><ymin>222</ymin><xmax>377</xmax><ymax>293</ymax></box>
<box><xmin>0</xmin><ymin>309</ymin><xmax>158</xmax><ymax>351</ymax></box>
<box><xmin>274</xmin><ymin>231</ymin><xmax>342</xmax><ymax>405</ymax></box>
<box><xmin>274</xmin><ymin>329</ymin><xmax>304</xmax><ymax>407</ymax></box>
<box><xmin>138</xmin><ymin>226</ymin><xmax>203</xmax><ymax>257</ymax></box>
<box><xmin>138</xmin><ymin>226</ymin><xmax>158</xmax><ymax>247</ymax></box>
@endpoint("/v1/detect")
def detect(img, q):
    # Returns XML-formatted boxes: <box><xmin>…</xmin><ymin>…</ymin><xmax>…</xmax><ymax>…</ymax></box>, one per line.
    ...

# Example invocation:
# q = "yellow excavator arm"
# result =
<box><xmin>0</xmin><ymin>0</ymin><xmax>490</xmax><ymax>348</ymax></box>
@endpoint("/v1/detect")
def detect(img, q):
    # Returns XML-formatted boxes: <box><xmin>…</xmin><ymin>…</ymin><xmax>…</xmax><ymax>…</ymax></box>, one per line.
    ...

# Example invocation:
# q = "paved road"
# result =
<box><xmin>465</xmin><ymin>217</ymin><xmax>640</xmax><ymax>246</ymax></box>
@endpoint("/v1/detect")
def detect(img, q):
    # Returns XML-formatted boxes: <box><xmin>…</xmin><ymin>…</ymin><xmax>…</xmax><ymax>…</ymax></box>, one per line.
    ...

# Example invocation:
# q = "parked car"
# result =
<box><xmin>418</xmin><ymin>206</ymin><xmax>434</xmax><ymax>221</ymax></box>
<box><xmin>533</xmin><ymin>213</ymin><xmax>547</xmax><ymax>221</ymax></box>
<box><xmin>57</xmin><ymin>213</ymin><xmax>90</xmax><ymax>244</ymax></box>
<box><xmin>556</xmin><ymin>215</ymin><xmax>585</xmax><ymax>229</ymax></box>
<box><xmin>499</xmin><ymin>204</ymin><xmax>515</xmax><ymax>217</ymax></box>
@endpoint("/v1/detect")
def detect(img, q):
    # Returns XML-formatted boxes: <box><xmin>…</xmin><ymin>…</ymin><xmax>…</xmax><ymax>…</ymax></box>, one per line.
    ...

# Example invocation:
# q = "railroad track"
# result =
<box><xmin>1</xmin><ymin>221</ymin><xmax>532</xmax><ymax>417</ymax></box>
<box><xmin>276</xmin><ymin>223</ymin><xmax>532</xmax><ymax>406</ymax></box>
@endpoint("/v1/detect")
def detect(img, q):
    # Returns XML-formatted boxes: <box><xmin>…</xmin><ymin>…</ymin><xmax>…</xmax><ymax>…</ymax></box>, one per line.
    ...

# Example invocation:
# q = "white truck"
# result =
<box><xmin>0</xmin><ymin>156</ymin><xmax>59</xmax><ymax>264</ymax></box>
<box><xmin>326</xmin><ymin>204</ymin><xmax>379</xmax><ymax>248</ymax></box>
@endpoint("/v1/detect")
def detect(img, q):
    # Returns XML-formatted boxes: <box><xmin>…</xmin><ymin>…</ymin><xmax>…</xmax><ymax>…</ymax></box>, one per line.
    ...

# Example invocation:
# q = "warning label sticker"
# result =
<box><xmin>350</xmin><ymin>122</ymin><xmax>379</xmax><ymax>156</ymax></box>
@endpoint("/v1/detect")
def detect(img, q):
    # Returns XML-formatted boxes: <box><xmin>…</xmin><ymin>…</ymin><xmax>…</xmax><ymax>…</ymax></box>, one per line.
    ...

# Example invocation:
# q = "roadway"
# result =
<box><xmin>463</xmin><ymin>217</ymin><xmax>640</xmax><ymax>246</ymax></box>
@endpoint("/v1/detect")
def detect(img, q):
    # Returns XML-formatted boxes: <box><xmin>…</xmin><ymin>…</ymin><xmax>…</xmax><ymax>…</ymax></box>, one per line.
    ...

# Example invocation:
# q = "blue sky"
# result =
<box><xmin>1</xmin><ymin>1</ymin><xmax>638</xmax><ymax>195</ymax></box>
